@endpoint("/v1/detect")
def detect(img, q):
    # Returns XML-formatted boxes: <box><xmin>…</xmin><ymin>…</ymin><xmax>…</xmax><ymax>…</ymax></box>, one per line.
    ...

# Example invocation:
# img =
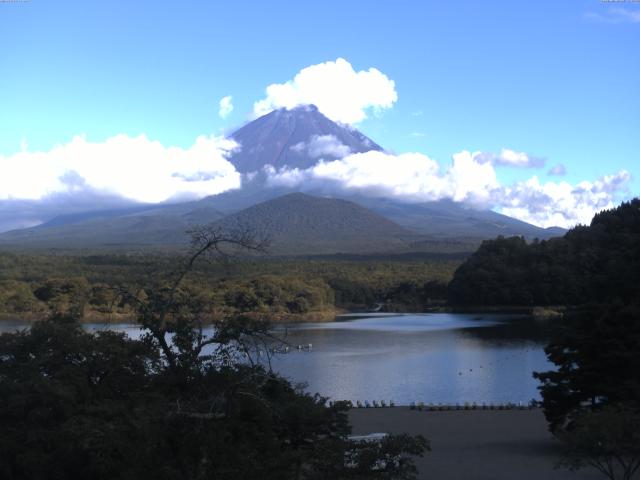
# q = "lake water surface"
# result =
<box><xmin>0</xmin><ymin>313</ymin><xmax>553</xmax><ymax>405</ymax></box>
<box><xmin>269</xmin><ymin>313</ymin><xmax>552</xmax><ymax>405</ymax></box>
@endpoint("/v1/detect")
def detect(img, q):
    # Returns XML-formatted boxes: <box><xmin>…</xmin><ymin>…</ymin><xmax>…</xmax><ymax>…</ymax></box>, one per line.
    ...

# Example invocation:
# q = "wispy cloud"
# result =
<box><xmin>548</xmin><ymin>163</ymin><xmax>567</xmax><ymax>176</ymax></box>
<box><xmin>290</xmin><ymin>134</ymin><xmax>352</xmax><ymax>159</ymax></box>
<box><xmin>409</xmin><ymin>132</ymin><xmax>426</xmax><ymax>138</ymax></box>
<box><xmin>475</xmin><ymin>148</ymin><xmax>546</xmax><ymax>168</ymax></box>
<box><xmin>584</xmin><ymin>6</ymin><xmax>640</xmax><ymax>24</ymax></box>
<box><xmin>218</xmin><ymin>95</ymin><xmax>234</xmax><ymax>119</ymax></box>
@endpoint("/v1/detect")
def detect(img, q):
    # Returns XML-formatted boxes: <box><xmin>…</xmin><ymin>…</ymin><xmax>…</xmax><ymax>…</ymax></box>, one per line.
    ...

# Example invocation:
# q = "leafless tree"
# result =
<box><xmin>117</xmin><ymin>224</ymin><xmax>270</xmax><ymax>370</ymax></box>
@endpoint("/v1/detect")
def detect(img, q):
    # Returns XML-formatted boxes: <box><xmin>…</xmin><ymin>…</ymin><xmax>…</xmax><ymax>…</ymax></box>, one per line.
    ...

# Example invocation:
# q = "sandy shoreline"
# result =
<box><xmin>349</xmin><ymin>408</ymin><xmax>602</xmax><ymax>480</ymax></box>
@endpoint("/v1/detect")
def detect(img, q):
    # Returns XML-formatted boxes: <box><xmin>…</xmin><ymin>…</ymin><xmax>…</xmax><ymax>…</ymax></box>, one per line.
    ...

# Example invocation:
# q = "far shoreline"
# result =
<box><xmin>0</xmin><ymin>308</ymin><xmax>345</xmax><ymax>325</ymax></box>
<box><xmin>0</xmin><ymin>305</ymin><xmax>566</xmax><ymax>325</ymax></box>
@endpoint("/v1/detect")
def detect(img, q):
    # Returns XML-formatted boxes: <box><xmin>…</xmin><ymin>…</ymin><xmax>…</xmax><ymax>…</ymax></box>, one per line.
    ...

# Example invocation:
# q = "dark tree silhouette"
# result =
<box><xmin>557</xmin><ymin>405</ymin><xmax>640</xmax><ymax>480</ymax></box>
<box><xmin>534</xmin><ymin>304</ymin><xmax>640</xmax><ymax>432</ymax></box>
<box><xmin>448</xmin><ymin>199</ymin><xmax>640</xmax><ymax>307</ymax></box>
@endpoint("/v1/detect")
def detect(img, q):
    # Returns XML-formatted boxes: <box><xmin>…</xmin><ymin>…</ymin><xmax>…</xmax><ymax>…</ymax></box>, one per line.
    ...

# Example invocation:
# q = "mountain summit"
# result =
<box><xmin>229</xmin><ymin>105</ymin><xmax>382</xmax><ymax>173</ymax></box>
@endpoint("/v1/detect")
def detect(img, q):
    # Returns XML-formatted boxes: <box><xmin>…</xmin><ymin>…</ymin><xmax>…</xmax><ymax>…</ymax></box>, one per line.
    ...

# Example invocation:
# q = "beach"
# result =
<box><xmin>349</xmin><ymin>408</ymin><xmax>603</xmax><ymax>480</ymax></box>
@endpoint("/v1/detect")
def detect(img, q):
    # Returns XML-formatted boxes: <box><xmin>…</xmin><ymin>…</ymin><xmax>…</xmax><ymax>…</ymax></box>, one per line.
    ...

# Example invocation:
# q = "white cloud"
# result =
<box><xmin>498</xmin><ymin>171</ymin><xmax>630</xmax><ymax>228</ymax></box>
<box><xmin>263</xmin><ymin>148</ymin><xmax>630</xmax><ymax>229</ymax></box>
<box><xmin>547</xmin><ymin>163</ymin><xmax>567</xmax><ymax>176</ymax></box>
<box><xmin>409</xmin><ymin>132</ymin><xmax>426</xmax><ymax>138</ymax></box>
<box><xmin>476</xmin><ymin>148</ymin><xmax>545</xmax><ymax>168</ymax></box>
<box><xmin>266</xmin><ymin>149</ymin><xmax>499</xmax><ymax>205</ymax></box>
<box><xmin>585</xmin><ymin>7</ymin><xmax>640</xmax><ymax>23</ymax></box>
<box><xmin>290</xmin><ymin>134</ymin><xmax>352</xmax><ymax>159</ymax></box>
<box><xmin>613</xmin><ymin>7</ymin><xmax>640</xmax><ymax>23</ymax></box>
<box><xmin>0</xmin><ymin>134</ymin><xmax>241</xmax><ymax>204</ymax></box>
<box><xmin>218</xmin><ymin>95</ymin><xmax>234</xmax><ymax>119</ymax></box>
<box><xmin>253</xmin><ymin>58</ymin><xmax>398</xmax><ymax>124</ymax></box>
<box><xmin>262</xmin><ymin>164</ymin><xmax>307</xmax><ymax>189</ymax></box>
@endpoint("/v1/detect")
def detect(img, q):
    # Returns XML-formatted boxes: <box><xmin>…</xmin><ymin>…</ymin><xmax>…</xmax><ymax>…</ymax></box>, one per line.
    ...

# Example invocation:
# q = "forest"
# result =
<box><xmin>0</xmin><ymin>252</ymin><xmax>459</xmax><ymax>322</ymax></box>
<box><xmin>2</xmin><ymin>199</ymin><xmax>639</xmax><ymax>321</ymax></box>
<box><xmin>448</xmin><ymin>199</ymin><xmax>640</xmax><ymax>307</ymax></box>
<box><xmin>3</xmin><ymin>199</ymin><xmax>640</xmax><ymax>322</ymax></box>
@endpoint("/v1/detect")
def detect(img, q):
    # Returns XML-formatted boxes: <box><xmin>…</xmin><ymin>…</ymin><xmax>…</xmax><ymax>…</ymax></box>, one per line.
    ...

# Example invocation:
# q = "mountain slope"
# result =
<box><xmin>212</xmin><ymin>193</ymin><xmax>416</xmax><ymax>254</ymax></box>
<box><xmin>229</xmin><ymin>105</ymin><xmax>382</xmax><ymax>173</ymax></box>
<box><xmin>0</xmin><ymin>105</ymin><xmax>565</xmax><ymax>251</ymax></box>
<box><xmin>0</xmin><ymin>193</ymin><xmax>423</xmax><ymax>254</ymax></box>
<box><xmin>199</xmin><ymin>184</ymin><xmax>564</xmax><ymax>241</ymax></box>
<box><xmin>0</xmin><ymin>206</ymin><xmax>225</xmax><ymax>249</ymax></box>
<box><xmin>351</xmin><ymin>196</ymin><xmax>563</xmax><ymax>240</ymax></box>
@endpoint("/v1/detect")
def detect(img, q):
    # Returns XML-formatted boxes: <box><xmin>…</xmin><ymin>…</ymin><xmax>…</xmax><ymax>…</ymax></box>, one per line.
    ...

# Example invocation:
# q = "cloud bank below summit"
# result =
<box><xmin>262</xmin><ymin>147</ymin><xmax>630</xmax><ymax>228</ymax></box>
<box><xmin>0</xmin><ymin>58</ymin><xmax>632</xmax><ymax>232</ymax></box>
<box><xmin>0</xmin><ymin>129</ymin><xmax>630</xmax><ymax>231</ymax></box>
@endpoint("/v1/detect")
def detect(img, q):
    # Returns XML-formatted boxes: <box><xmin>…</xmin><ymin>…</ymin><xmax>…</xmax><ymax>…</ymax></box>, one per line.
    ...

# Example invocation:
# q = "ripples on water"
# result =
<box><xmin>0</xmin><ymin>313</ymin><xmax>553</xmax><ymax>405</ymax></box>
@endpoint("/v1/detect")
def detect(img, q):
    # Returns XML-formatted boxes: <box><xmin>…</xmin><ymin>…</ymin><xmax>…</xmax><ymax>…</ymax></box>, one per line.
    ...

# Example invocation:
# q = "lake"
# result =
<box><xmin>0</xmin><ymin>313</ymin><xmax>553</xmax><ymax>405</ymax></box>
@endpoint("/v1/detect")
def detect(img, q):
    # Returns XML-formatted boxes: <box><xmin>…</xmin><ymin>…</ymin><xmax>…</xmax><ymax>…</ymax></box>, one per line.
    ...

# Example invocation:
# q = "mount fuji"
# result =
<box><xmin>0</xmin><ymin>106</ymin><xmax>564</xmax><ymax>253</ymax></box>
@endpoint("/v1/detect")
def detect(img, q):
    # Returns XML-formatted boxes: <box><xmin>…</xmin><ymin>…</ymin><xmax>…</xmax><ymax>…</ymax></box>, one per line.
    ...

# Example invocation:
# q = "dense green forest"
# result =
<box><xmin>0</xmin><ymin>252</ymin><xmax>459</xmax><ymax>321</ymax></box>
<box><xmin>448</xmin><ymin>199</ymin><xmax>640</xmax><ymax>306</ymax></box>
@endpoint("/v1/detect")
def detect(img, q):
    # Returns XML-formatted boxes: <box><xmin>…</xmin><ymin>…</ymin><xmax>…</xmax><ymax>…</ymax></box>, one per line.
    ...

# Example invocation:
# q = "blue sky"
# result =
<box><xmin>0</xmin><ymin>0</ymin><xmax>638</xmax><ymax>229</ymax></box>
